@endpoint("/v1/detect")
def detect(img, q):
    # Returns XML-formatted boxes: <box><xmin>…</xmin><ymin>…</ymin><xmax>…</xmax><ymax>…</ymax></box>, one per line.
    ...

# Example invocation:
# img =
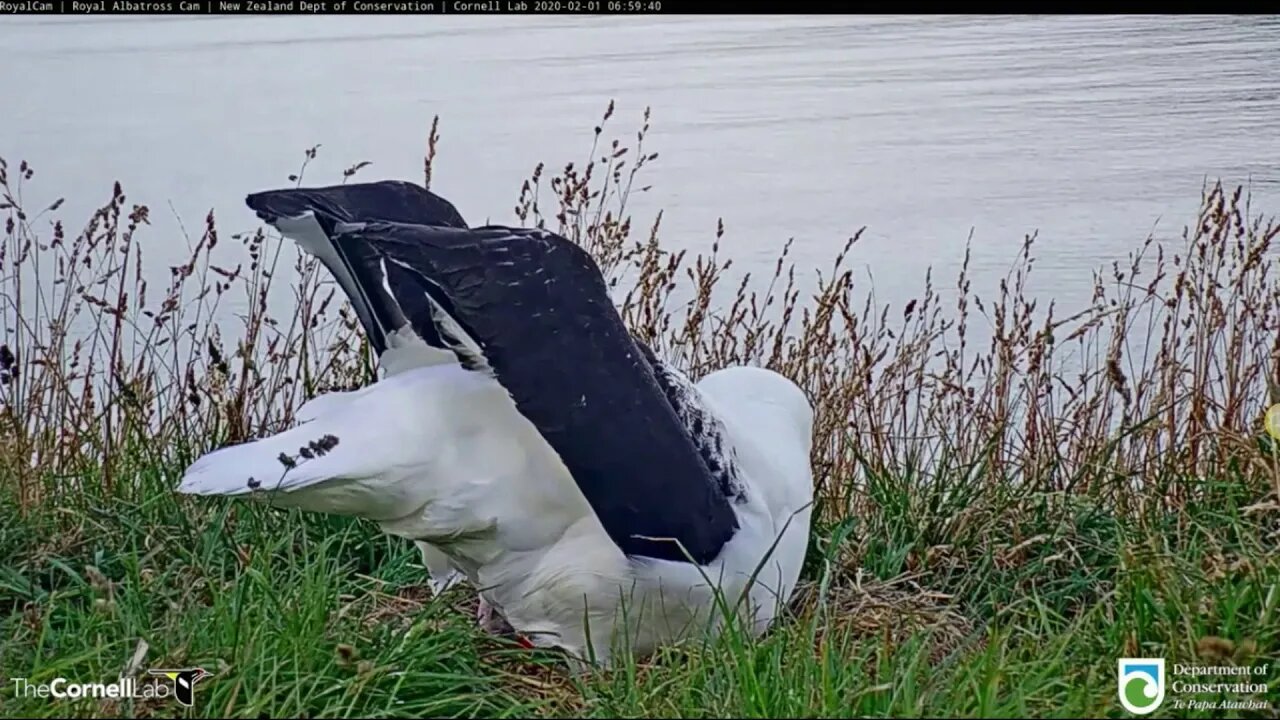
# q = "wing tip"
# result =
<box><xmin>175</xmin><ymin>448</ymin><xmax>263</xmax><ymax>497</ymax></box>
<box><xmin>245</xmin><ymin>188</ymin><xmax>321</xmax><ymax>226</ymax></box>
<box><xmin>174</xmin><ymin>472</ymin><xmax>254</xmax><ymax>497</ymax></box>
<box><xmin>244</xmin><ymin>190</ymin><xmax>275</xmax><ymax>220</ymax></box>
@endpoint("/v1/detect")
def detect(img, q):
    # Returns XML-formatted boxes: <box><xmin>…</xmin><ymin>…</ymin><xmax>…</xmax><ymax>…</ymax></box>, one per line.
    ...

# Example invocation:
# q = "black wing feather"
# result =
<box><xmin>244</xmin><ymin>181</ymin><xmax>467</xmax><ymax>356</ymax></box>
<box><xmin>246</xmin><ymin>180</ymin><xmax>467</xmax><ymax>230</ymax></box>
<box><xmin>335</xmin><ymin>222</ymin><xmax>740</xmax><ymax>564</ymax></box>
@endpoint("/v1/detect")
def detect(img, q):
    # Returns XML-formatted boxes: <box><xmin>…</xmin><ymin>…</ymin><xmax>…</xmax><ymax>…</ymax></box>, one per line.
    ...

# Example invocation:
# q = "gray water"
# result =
<box><xmin>4</xmin><ymin>14</ymin><xmax>1280</xmax><ymax>316</ymax></box>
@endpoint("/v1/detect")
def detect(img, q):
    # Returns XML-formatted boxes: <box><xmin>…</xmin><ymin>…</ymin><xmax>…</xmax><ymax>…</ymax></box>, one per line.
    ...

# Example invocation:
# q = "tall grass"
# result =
<box><xmin>4</xmin><ymin>104</ymin><xmax>1277</xmax><ymax>528</ymax></box>
<box><xmin>3</xmin><ymin>103</ymin><xmax>1279</xmax><ymax>718</ymax></box>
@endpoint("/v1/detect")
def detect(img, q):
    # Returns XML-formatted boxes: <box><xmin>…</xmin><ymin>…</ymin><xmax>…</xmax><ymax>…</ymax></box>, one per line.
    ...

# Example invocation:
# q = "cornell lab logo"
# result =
<box><xmin>147</xmin><ymin>668</ymin><xmax>209</xmax><ymax>708</ymax></box>
<box><xmin>1118</xmin><ymin>658</ymin><xmax>1165</xmax><ymax>715</ymax></box>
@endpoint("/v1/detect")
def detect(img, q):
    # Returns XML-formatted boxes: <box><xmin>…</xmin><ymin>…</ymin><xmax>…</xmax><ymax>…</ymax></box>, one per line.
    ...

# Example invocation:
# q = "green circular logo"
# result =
<box><xmin>1266</xmin><ymin>404</ymin><xmax>1280</xmax><ymax>441</ymax></box>
<box><xmin>1118</xmin><ymin>659</ymin><xmax>1164</xmax><ymax>715</ymax></box>
<box><xmin>1125</xmin><ymin>675</ymin><xmax>1158</xmax><ymax>709</ymax></box>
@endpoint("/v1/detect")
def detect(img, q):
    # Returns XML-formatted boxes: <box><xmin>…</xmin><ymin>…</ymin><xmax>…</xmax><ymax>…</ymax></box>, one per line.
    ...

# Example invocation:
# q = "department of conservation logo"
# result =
<box><xmin>1118</xmin><ymin>658</ymin><xmax>1165</xmax><ymax>715</ymax></box>
<box><xmin>147</xmin><ymin>667</ymin><xmax>209</xmax><ymax>707</ymax></box>
<box><xmin>1265</xmin><ymin>404</ymin><xmax>1280</xmax><ymax>441</ymax></box>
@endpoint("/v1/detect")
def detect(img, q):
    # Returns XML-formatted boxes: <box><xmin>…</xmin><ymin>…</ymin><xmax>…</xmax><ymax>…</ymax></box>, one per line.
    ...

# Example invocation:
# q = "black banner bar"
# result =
<box><xmin>2</xmin><ymin>0</ymin><xmax>675</xmax><ymax>12</ymax></box>
<box><xmin>1</xmin><ymin>1</ymin><xmax>1252</xmax><ymax>14</ymax></box>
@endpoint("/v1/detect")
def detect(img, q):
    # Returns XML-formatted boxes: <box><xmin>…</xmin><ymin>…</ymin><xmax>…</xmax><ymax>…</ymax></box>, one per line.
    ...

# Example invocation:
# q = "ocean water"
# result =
<box><xmin>3</xmin><ymin>14</ymin><xmax>1278</xmax><ymax>318</ymax></box>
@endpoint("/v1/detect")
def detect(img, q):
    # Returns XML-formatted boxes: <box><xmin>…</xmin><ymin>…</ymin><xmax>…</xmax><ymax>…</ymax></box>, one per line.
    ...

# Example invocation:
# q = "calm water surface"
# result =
<box><xmin>4</xmin><ymin>14</ymin><xmax>1279</xmax><ymax>316</ymax></box>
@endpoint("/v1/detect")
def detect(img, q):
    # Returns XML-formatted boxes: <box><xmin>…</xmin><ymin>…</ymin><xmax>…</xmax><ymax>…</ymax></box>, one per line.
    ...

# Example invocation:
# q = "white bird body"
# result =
<box><xmin>182</xmin><ymin>361</ymin><xmax>812</xmax><ymax>663</ymax></box>
<box><xmin>177</xmin><ymin>180</ymin><xmax>814</xmax><ymax>666</ymax></box>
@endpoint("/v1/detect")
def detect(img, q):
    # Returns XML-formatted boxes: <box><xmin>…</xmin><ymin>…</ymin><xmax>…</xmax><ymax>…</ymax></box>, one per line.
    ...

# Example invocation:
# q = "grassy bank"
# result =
<box><xmin>2</xmin><ymin>107</ymin><xmax>1278</xmax><ymax>718</ymax></box>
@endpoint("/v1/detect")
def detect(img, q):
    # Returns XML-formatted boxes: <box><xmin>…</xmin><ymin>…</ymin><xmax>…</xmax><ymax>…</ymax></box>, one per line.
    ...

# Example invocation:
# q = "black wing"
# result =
<box><xmin>245</xmin><ymin>181</ymin><xmax>468</xmax><ymax>356</ymax></box>
<box><xmin>333</xmin><ymin>221</ymin><xmax>741</xmax><ymax>564</ymax></box>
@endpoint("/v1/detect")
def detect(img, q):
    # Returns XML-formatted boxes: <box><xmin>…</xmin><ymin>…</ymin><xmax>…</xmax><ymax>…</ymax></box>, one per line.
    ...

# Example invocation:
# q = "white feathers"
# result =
<box><xmin>418</xmin><ymin>541</ymin><xmax>467</xmax><ymax>597</ymax></box>
<box><xmin>275</xmin><ymin>213</ymin><xmax>349</xmax><ymax>284</ymax></box>
<box><xmin>176</xmin><ymin>361</ymin><xmax>814</xmax><ymax>665</ymax></box>
<box><xmin>178</xmin><ymin>197</ymin><xmax>816</xmax><ymax>665</ymax></box>
<box><xmin>296</xmin><ymin>388</ymin><xmax>359</xmax><ymax>425</ymax></box>
<box><xmin>178</xmin><ymin>363</ymin><xmax>574</xmax><ymax>522</ymax></box>
<box><xmin>382</xmin><ymin>325</ymin><xmax>456</xmax><ymax>376</ymax></box>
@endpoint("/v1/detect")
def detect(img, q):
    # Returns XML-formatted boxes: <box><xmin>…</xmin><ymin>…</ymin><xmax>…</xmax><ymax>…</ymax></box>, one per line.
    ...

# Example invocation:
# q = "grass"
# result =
<box><xmin>2</xmin><ymin>103</ymin><xmax>1278</xmax><ymax>718</ymax></box>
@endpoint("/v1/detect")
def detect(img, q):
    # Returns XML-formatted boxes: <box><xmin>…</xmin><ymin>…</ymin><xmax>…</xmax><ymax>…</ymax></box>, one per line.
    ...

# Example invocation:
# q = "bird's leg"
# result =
<box><xmin>475</xmin><ymin>595</ymin><xmax>517</xmax><ymax>638</ymax></box>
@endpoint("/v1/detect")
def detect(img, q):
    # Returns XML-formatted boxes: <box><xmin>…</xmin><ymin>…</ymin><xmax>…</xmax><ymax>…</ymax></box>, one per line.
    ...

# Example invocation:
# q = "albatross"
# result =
<box><xmin>177</xmin><ymin>179</ymin><xmax>815</xmax><ymax>666</ymax></box>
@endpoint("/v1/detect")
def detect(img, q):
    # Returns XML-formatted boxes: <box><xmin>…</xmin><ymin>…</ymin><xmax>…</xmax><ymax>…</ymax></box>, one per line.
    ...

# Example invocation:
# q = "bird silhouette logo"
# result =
<box><xmin>147</xmin><ymin>667</ymin><xmax>209</xmax><ymax>707</ymax></box>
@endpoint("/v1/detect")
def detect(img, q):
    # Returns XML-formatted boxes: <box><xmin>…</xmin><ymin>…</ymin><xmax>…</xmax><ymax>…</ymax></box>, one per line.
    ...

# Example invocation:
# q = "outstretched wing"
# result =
<box><xmin>332</xmin><ymin>222</ymin><xmax>741</xmax><ymax>564</ymax></box>
<box><xmin>245</xmin><ymin>181</ymin><xmax>468</xmax><ymax>371</ymax></box>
